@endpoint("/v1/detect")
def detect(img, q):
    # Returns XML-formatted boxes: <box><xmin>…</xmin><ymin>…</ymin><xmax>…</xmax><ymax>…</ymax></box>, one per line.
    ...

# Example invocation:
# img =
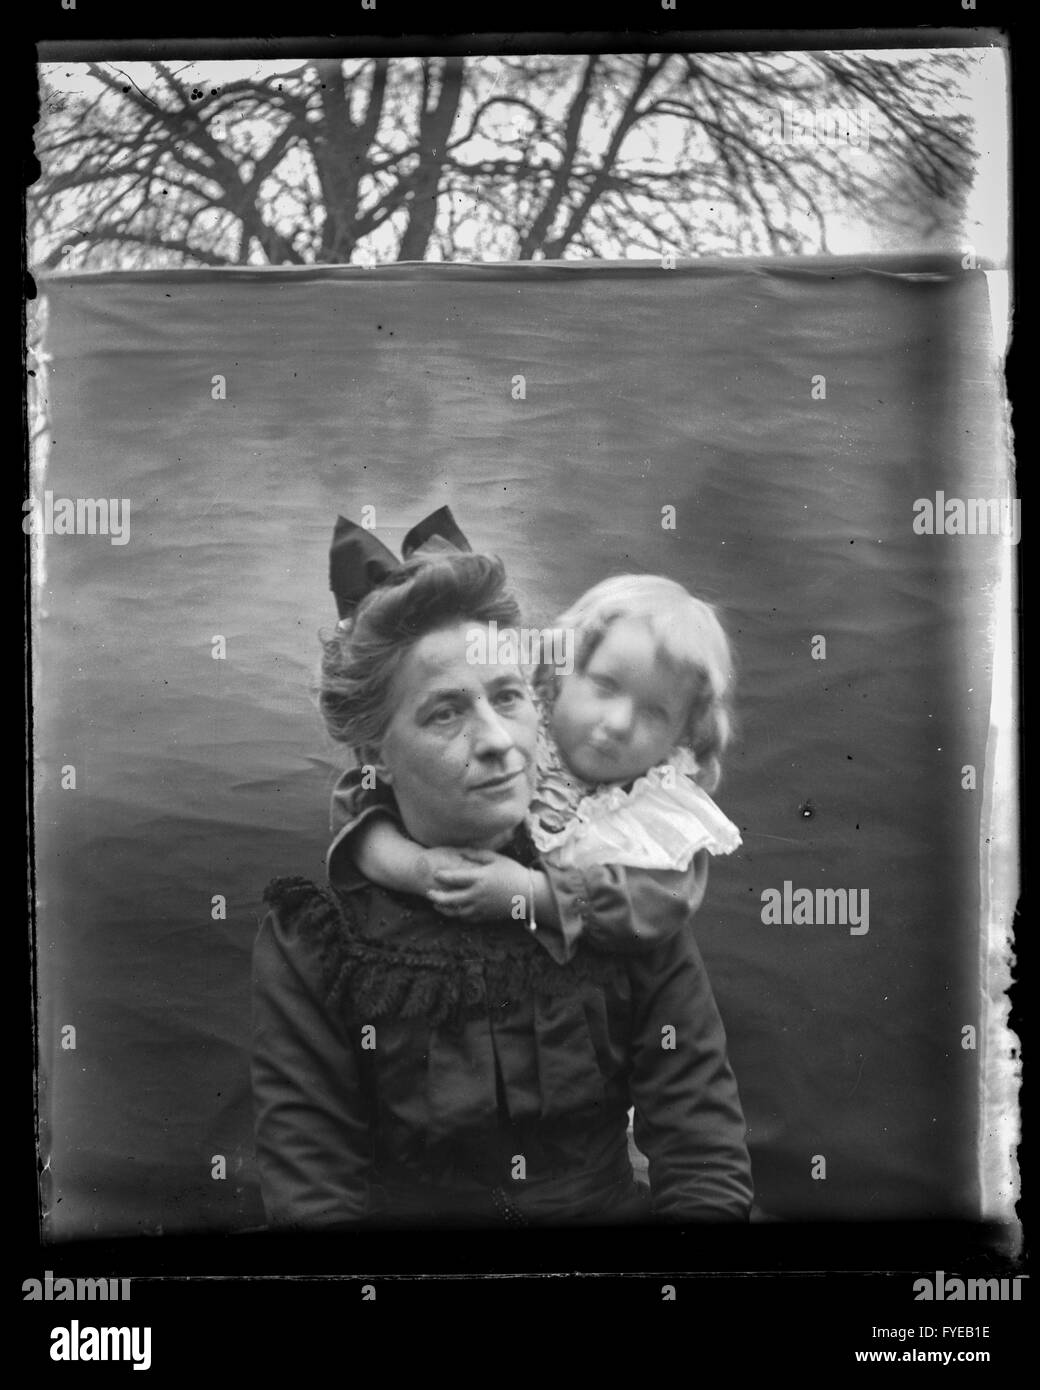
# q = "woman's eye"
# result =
<box><xmin>591</xmin><ymin>675</ymin><xmax>616</xmax><ymax>694</ymax></box>
<box><xmin>428</xmin><ymin>706</ymin><xmax>459</xmax><ymax>725</ymax></box>
<box><xmin>495</xmin><ymin>688</ymin><xmax>526</xmax><ymax>708</ymax></box>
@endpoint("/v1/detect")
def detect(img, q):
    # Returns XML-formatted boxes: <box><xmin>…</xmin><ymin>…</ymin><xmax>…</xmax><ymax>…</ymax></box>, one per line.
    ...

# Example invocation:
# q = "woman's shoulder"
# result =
<box><xmin>262</xmin><ymin>875</ymin><xmax>357</xmax><ymax>942</ymax></box>
<box><xmin>256</xmin><ymin>876</ymin><xmax>361</xmax><ymax>1005</ymax></box>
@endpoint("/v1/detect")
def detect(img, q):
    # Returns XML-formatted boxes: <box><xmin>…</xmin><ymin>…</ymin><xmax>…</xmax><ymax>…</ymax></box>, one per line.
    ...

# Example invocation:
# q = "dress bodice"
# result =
<box><xmin>252</xmin><ymin>871</ymin><xmax>754</xmax><ymax>1227</ymax></box>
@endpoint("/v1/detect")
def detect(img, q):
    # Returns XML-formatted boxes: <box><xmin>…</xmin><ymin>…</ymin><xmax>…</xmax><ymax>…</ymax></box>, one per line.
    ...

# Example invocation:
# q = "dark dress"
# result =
<box><xmin>251</xmin><ymin>829</ymin><xmax>753</xmax><ymax>1229</ymax></box>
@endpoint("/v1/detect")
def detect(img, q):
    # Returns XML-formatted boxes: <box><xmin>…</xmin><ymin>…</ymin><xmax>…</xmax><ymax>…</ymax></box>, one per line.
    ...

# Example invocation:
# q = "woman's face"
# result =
<box><xmin>375</xmin><ymin>621</ymin><xmax>539</xmax><ymax>849</ymax></box>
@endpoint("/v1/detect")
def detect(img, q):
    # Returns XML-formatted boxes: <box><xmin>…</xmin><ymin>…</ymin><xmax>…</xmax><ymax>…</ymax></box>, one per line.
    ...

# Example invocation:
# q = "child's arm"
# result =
<box><xmin>327</xmin><ymin>767</ymin><xmax>517</xmax><ymax>901</ymax></box>
<box><xmin>535</xmin><ymin>855</ymin><xmax>711</xmax><ymax>963</ymax></box>
<box><xmin>333</xmin><ymin>766</ymin><xmax>710</xmax><ymax>963</ymax></box>
<box><xmin>329</xmin><ymin>765</ymin><xmax>562</xmax><ymax>933</ymax></box>
<box><xmin>426</xmin><ymin>857</ymin><xmax>560</xmax><ymax>933</ymax></box>
<box><xmin>352</xmin><ymin>815</ymin><xmax>494</xmax><ymax>900</ymax></box>
<box><xmin>349</xmin><ymin>816</ymin><xmax>562</xmax><ymax>938</ymax></box>
<box><xmin>327</xmin><ymin>767</ymin><xmax>401</xmax><ymax>890</ymax></box>
<box><xmin>428</xmin><ymin>853</ymin><xmax>710</xmax><ymax>963</ymax></box>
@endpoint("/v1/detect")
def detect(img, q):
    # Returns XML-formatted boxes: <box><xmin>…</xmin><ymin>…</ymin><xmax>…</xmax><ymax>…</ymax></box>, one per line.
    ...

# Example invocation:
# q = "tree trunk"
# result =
<box><xmin>396</xmin><ymin>59</ymin><xmax>463</xmax><ymax>261</ymax></box>
<box><xmin>311</xmin><ymin>59</ymin><xmax>388</xmax><ymax>263</ymax></box>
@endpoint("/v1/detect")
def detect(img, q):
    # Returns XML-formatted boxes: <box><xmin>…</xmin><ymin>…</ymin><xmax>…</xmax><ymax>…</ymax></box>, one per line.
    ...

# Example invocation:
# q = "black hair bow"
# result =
<box><xmin>329</xmin><ymin>505</ymin><xmax>472</xmax><ymax>620</ymax></box>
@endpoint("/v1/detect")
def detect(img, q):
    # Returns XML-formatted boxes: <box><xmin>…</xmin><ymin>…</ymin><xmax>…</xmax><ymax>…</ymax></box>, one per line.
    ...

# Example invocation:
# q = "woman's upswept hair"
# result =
<box><xmin>319</xmin><ymin>552</ymin><xmax>522</xmax><ymax>754</ymax></box>
<box><xmin>540</xmin><ymin>573</ymin><xmax>736</xmax><ymax>792</ymax></box>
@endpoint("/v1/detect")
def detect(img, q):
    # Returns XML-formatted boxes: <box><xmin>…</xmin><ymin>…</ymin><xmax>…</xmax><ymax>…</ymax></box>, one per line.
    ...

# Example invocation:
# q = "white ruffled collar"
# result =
<box><xmin>574</xmin><ymin>746</ymin><xmax>701</xmax><ymax>819</ymax></box>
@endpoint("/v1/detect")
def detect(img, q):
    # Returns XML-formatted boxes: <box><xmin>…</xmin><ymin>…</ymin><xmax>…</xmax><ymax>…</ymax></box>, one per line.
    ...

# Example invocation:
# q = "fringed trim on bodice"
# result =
<box><xmin>262</xmin><ymin>876</ymin><xmax>626</xmax><ymax>1033</ymax></box>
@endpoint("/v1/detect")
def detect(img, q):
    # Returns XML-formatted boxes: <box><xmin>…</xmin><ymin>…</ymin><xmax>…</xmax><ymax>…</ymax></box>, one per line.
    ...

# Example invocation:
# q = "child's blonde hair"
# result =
<box><xmin>538</xmin><ymin>573</ymin><xmax>735</xmax><ymax>792</ymax></box>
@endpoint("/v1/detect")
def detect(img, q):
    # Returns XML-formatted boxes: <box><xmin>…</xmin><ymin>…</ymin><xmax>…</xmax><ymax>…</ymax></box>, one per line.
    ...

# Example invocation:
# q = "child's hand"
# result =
<box><xmin>426</xmin><ymin>851</ymin><xmax>532</xmax><ymax>925</ymax></box>
<box><xmin>413</xmin><ymin>847</ymin><xmax>488</xmax><ymax>897</ymax></box>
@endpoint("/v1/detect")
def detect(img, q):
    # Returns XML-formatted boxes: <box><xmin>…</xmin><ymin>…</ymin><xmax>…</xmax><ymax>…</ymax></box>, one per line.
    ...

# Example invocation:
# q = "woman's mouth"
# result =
<box><xmin>473</xmin><ymin>768</ymin><xmax>525</xmax><ymax>794</ymax></box>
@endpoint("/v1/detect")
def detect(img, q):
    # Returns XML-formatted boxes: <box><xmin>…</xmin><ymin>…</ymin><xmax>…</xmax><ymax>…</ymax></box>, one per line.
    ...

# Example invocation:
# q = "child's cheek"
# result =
<box><xmin>549</xmin><ymin>685</ymin><xmax>577</xmax><ymax>745</ymax></box>
<box><xmin>553</xmin><ymin>676</ymin><xmax>578</xmax><ymax>719</ymax></box>
<box><xmin>559</xmin><ymin>690</ymin><xmax>598</xmax><ymax>751</ymax></box>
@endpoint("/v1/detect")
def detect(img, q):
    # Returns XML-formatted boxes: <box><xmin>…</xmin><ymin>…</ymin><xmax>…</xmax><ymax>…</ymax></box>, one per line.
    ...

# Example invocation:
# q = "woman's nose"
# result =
<box><xmin>470</xmin><ymin>704</ymin><xmax>516</xmax><ymax>757</ymax></box>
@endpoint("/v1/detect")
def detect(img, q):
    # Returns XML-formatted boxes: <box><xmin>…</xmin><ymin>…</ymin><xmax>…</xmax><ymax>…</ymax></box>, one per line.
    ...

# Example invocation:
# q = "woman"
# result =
<box><xmin>251</xmin><ymin>534</ymin><xmax>753</xmax><ymax>1227</ymax></box>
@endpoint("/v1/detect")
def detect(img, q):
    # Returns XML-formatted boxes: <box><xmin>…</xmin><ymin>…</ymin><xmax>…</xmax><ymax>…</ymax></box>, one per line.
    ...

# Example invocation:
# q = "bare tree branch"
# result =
<box><xmin>30</xmin><ymin>53</ymin><xmax>978</xmax><ymax>270</ymax></box>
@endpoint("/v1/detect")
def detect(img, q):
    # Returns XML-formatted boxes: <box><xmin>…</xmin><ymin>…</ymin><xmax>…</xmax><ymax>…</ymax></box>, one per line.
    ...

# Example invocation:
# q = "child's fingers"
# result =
<box><xmin>427</xmin><ymin>888</ymin><xmax>472</xmax><ymax>909</ymax></box>
<box><xmin>427</xmin><ymin>889</ymin><xmax>485</xmax><ymax>921</ymax></box>
<box><xmin>432</xmin><ymin>868</ymin><xmax>480</xmax><ymax>887</ymax></box>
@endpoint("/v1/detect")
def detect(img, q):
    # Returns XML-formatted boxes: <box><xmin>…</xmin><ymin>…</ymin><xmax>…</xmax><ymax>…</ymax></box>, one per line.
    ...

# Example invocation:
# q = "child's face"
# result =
<box><xmin>551</xmin><ymin>616</ymin><xmax>693</xmax><ymax>784</ymax></box>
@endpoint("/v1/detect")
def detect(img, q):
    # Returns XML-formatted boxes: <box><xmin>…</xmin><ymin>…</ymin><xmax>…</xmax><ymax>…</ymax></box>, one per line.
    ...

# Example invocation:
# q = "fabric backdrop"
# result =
<box><xmin>31</xmin><ymin>256</ymin><xmax>1005</xmax><ymax>1239</ymax></box>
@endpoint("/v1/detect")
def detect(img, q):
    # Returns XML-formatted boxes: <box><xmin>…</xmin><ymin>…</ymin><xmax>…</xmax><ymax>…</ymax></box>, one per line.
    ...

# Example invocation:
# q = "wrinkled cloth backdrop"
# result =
<box><xmin>32</xmin><ymin>256</ymin><xmax>1003</xmax><ymax>1237</ymax></box>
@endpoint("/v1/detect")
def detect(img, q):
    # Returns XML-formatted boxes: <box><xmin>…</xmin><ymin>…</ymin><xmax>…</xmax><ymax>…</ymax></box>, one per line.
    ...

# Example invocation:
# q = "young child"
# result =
<box><xmin>327</xmin><ymin>572</ymin><xmax>741</xmax><ymax>962</ymax></box>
